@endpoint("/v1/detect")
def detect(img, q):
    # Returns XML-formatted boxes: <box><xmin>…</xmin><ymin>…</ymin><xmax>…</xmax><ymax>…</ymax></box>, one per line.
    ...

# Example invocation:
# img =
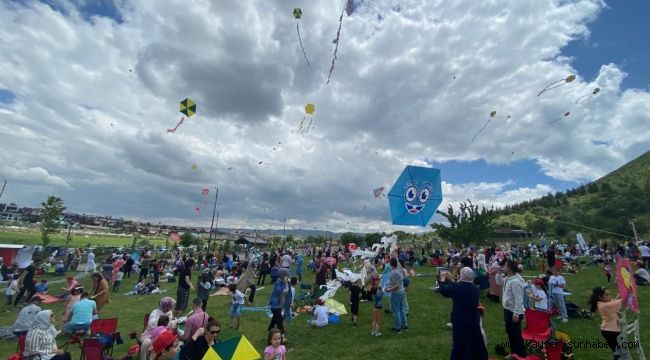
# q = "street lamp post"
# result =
<box><xmin>206</xmin><ymin>187</ymin><xmax>219</xmax><ymax>257</ymax></box>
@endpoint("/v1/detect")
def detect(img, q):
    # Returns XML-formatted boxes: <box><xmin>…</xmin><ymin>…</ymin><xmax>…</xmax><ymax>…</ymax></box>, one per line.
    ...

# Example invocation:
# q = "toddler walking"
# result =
<box><xmin>264</xmin><ymin>328</ymin><xmax>287</xmax><ymax>360</ymax></box>
<box><xmin>229</xmin><ymin>284</ymin><xmax>244</xmax><ymax>330</ymax></box>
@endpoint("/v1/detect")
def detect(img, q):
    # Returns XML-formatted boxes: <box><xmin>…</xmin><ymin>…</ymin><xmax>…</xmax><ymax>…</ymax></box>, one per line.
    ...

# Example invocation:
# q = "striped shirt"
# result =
<box><xmin>23</xmin><ymin>328</ymin><xmax>56</xmax><ymax>360</ymax></box>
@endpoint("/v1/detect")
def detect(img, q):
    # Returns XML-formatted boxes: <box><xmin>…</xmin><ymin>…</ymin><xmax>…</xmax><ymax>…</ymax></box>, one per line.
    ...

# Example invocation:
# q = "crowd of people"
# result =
<box><xmin>1</xmin><ymin>238</ymin><xmax>648</xmax><ymax>359</ymax></box>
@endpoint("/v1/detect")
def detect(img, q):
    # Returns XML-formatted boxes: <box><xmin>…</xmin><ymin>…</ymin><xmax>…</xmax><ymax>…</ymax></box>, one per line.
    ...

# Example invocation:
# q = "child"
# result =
<box><xmin>113</xmin><ymin>267</ymin><xmax>124</xmax><ymax>294</ymax></box>
<box><xmin>527</xmin><ymin>278</ymin><xmax>548</xmax><ymax>311</ymax></box>
<box><xmin>589</xmin><ymin>286</ymin><xmax>626</xmax><ymax>358</ymax></box>
<box><xmin>349</xmin><ymin>279</ymin><xmax>361</xmax><ymax>327</ymax></box>
<box><xmin>549</xmin><ymin>267</ymin><xmax>568</xmax><ymax>322</ymax></box>
<box><xmin>371</xmin><ymin>287</ymin><xmax>383</xmax><ymax>336</ymax></box>
<box><xmin>604</xmin><ymin>261</ymin><xmax>612</xmax><ymax>283</ymax></box>
<box><xmin>264</xmin><ymin>328</ymin><xmax>287</xmax><ymax>360</ymax></box>
<box><xmin>198</xmin><ymin>272</ymin><xmax>212</xmax><ymax>311</ymax></box>
<box><xmin>309</xmin><ymin>299</ymin><xmax>329</xmax><ymax>327</ymax></box>
<box><xmin>228</xmin><ymin>284</ymin><xmax>244</xmax><ymax>330</ymax></box>
<box><xmin>6</xmin><ymin>274</ymin><xmax>18</xmax><ymax>305</ymax></box>
<box><xmin>35</xmin><ymin>279</ymin><xmax>49</xmax><ymax>294</ymax></box>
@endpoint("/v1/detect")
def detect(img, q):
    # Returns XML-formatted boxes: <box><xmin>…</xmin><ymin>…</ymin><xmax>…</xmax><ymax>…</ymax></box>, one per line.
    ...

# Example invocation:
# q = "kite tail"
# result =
<box><xmin>537</xmin><ymin>79</ymin><xmax>566</xmax><ymax>97</ymax></box>
<box><xmin>296</xmin><ymin>23</ymin><xmax>311</xmax><ymax>68</ymax></box>
<box><xmin>470</xmin><ymin>119</ymin><xmax>492</xmax><ymax>143</ymax></box>
<box><xmin>298</xmin><ymin>116</ymin><xmax>306</xmax><ymax>133</ymax></box>
<box><xmin>548</xmin><ymin>118</ymin><xmax>562</xmax><ymax>125</ymax></box>
<box><xmin>326</xmin><ymin>10</ymin><xmax>344</xmax><ymax>84</ymax></box>
<box><xmin>166</xmin><ymin>117</ymin><xmax>185</xmax><ymax>133</ymax></box>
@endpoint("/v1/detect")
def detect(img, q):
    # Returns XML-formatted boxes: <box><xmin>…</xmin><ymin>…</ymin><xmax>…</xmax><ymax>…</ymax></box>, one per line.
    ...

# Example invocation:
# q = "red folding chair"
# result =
<box><xmin>79</xmin><ymin>339</ymin><xmax>104</xmax><ymax>360</ymax></box>
<box><xmin>88</xmin><ymin>318</ymin><xmax>119</xmax><ymax>356</ymax></box>
<box><xmin>522</xmin><ymin>309</ymin><xmax>551</xmax><ymax>343</ymax></box>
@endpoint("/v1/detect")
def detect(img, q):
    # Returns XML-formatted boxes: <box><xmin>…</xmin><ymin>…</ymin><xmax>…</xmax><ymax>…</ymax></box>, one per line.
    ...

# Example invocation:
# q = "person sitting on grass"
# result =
<box><xmin>63</xmin><ymin>292</ymin><xmax>96</xmax><ymax>335</ymax></box>
<box><xmin>62</xmin><ymin>287</ymin><xmax>83</xmax><ymax>326</ymax></box>
<box><xmin>34</xmin><ymin>279</ymin><xmax>49</xmax><ymax>294</ymax></box>
<box><xmin>12</xmin><ymin>295</ymin><xmax>42</xmax><ymax>337</ymax></box>
<box><xmin>59</xmin><ymin>276</ymin><xmax>79</xmax><ymax>299</ymax></box>
<box><xmin>308</xmin><ymin>299</ymin><xmax>328</xmax><ymax>328</ymax></box>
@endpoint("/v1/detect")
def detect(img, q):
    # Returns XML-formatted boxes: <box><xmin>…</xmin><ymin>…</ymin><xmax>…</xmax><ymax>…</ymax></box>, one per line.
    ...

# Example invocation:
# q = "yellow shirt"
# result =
<box><xmin>598</xmin><ymin>299</ymin><xmax>622</xmax><ymax>332</ymax></box>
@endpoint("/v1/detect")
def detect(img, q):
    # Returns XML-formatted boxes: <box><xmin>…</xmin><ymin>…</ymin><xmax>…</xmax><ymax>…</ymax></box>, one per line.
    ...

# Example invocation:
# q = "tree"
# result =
<box><xmin>364</xmin><ymin>233</ymin><xmax>382</xmax><ymax>247</ymax></box>
<box><xmin>180</xmin><ymin>231</ymin><xmax>194</xmax><ymax>248</ymax></box>
<box><xmin>340</xmin><ymin>232</ymin><xmax>360</xmax><ymax>245</ymax></box>
<box><xmin>40</xmin><ymin>196</ymin><xmax>65</xmax><ymax>248</ymax></box>
<box><xmin>431</xmin><ymin>200</ymin><xmax>496</xmax><ymax>247</ymax></box>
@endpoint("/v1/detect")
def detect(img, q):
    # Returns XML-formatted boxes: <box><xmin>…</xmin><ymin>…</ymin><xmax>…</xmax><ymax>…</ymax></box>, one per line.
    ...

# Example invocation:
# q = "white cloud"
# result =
<box><xmin>0</xmin><ymin>0</ymin><xmax>648</xmax><ymax>232</ymax></box>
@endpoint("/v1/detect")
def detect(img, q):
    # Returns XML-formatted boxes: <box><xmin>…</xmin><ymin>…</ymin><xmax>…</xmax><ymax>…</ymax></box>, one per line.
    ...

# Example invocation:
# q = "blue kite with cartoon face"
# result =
<box><xmin>403</xmin><ymin>182</ymin><xmax>433</xmax><ymax>214</ymax></box>
<box><xmin>388</xmin><ymin>165</ymin><xmax>442</xmax><ymax>227</ymax></box>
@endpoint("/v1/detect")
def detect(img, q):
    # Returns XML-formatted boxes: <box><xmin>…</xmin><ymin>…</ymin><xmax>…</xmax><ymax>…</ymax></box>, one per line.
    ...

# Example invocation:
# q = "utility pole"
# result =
<box><xmin>0</xmin><ymin>179</ymin><xmax>6</xmax><ymax>199</ymax></box>
<box><xmin>62</xmin><ymin>222</ymin><xmax>73</xmax><ymax>267</ymax></box>
<box><xmin>206</xmin><ymin>187</ymin><xmax>219</xmax><ymax>257</ymax></box>
<box><xmin>629</xmin><ymin>219</ymin><xmax>640</xmax><ymax>242</ymax></box>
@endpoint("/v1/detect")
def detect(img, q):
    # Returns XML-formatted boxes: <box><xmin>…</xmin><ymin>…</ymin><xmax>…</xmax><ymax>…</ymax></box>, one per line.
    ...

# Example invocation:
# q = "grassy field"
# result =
<box><xmin>1</xmin><ymin>262</ymin><xmax>648</xmax><ymax>359</ymax></box>
<box><xmin>0</xmin><ymin>229</ymin><xmax>168</xmax><ymax>248</ymax></box>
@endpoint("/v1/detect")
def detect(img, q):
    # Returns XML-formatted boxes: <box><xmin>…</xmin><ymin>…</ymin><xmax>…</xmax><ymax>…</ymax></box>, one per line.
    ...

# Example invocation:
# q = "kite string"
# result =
<box><xmin>527</xmin><ymin>213</ymin><xmax>634</xmax><ymax>239</ymax></box>
<box><xmin>326</xmin><ymin>9</ymin><xmax>344</xmax><ymax>85</ymax></box>
<box><xmin>296</xmin><ymin>23</ymin><xmax>311</xmax><ymax>68</ymax></box>
<box><xmin>537</xmin><ymin>79</ymin><xmax>566</xmax><ymax>97</ymax></box>
<box><xmin>471</xmin><ymin>118</ymin><xmax>492</xmax><ymax>143</ymax></box>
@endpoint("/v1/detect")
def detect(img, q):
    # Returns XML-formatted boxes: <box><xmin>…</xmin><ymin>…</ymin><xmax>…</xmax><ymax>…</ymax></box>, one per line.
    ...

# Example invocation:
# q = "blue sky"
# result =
<box><xmin>432</xmin><ymin>0</ymin><xmax>649</xmax><ymax>194</ymax></box>
<box><xmin>564</xmin><ymin>0</ymin><xmax>650</xmax><ymax>91</ymax></box>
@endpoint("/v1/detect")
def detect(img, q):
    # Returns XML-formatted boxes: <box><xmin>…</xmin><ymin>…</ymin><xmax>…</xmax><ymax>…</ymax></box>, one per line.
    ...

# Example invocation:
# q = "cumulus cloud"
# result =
<box><xmin>0</xmin><ymin>0</ymin><xmax>648</xmax><ymax>232</ymax></box>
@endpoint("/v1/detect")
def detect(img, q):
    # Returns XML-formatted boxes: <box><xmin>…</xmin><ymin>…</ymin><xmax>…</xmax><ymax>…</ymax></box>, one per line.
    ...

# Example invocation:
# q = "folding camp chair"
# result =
<box><xmin>11</xmin><ymin>334</ymin><xmax>41</xmax><ymax>360</ymax></box>
<box><xmin>79</xmin><ymin>338</ymin><xmax>104</xmax><ymax>360</ymax></box>
<box><xmin>522</xmin><ymin>309</ymin><xmax>551</xmax><ymax>345</ymax></box>
<box><xmin>88</xmin><ymin>318</ymin><xmax>119</xmax><ymax>357</ymax></box>
<box><xmin>298</xmin><ymin>283</ymin><xmax>312</xmax><ymax>306</ymax></box>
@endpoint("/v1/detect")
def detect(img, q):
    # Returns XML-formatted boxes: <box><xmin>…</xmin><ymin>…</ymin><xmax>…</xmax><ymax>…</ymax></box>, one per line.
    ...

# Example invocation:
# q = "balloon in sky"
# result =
<box><xmin>388</xmin><ymin>165</ymin><xmax>443</xmax><ymax>227</ymax></box>
<box><xmin>293</xmin><ymin>8</ymin><xmax>311</xmax><ymax>68</ymax></box>
<box><xmin>168</xmin><ymin>98</ymin><xmax>197</xmax><ymax>133</ymax></box>
<box><xmin>201</xmin><ymin>188</ymin><xmax>209</xmax><ymax>196</ymax></box>
<box><xmin>575</xmin><ymin>87</ymin><xmax>600</xmax><ymax>104</ymax></box>
<box><xmin>537</xmin><ymin>75</ymin><xmax>576</xmax><ymax>97</ymax></box>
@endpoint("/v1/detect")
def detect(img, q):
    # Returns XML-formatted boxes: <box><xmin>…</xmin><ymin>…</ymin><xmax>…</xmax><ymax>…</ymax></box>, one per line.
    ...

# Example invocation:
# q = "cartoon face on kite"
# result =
<box><xmin>305</xmin><ymin>103</ymin><xmax>315</xmax><ymax>114</ymax></box>
<box><xmin>293</xmin><ymin>8</ymin><xmax>302</xmax><ymax>19</ymax></box>
<box><xmin>388</xmin><ymin>165</ymin><xmax>443</xmax><ymax>227</ymax></box>
<box><xmin>403</xmin><ymin>182</ymin><xmax>433</xmax><ymax>214</ymax></box>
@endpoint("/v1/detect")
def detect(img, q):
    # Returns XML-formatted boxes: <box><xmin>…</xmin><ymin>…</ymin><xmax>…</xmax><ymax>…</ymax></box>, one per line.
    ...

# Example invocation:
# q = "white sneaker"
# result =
<box><xmin>375</xmin><ymin>332</ymin><xmax>381</xmax><ymax>336</ymax></box>
<box><xmin>446</xmin><ymin>322</ymin><xmax>453</xmax><ymax>328</ymax></box>
<box><xmin>561</xmin><ymin>318</ymin><xmax>568</xmax><ymax>323</ymax></box>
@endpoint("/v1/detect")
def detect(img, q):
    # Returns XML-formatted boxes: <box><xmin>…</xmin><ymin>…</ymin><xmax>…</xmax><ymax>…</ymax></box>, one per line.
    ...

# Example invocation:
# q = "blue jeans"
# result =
<box><xmin>552</xmin><ymin>292</ymin><xmax>567</xmax><ymax>318</ymax></box>
<box><xmin>390</xmin><ymin>289</ymin><xmax>407</xmax><ymax>329</ymax></box>
<box><xmin>64</xmin><ymin>322</ymin><xmax>90</xmax><ymax>334</ymax></box>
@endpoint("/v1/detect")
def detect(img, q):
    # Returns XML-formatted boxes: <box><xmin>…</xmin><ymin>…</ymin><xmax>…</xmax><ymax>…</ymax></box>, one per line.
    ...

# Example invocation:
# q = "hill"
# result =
<box><xmin>494</xmin><ymin>150</ymin><xmax>650</xmax><ymax>242</ymax></box>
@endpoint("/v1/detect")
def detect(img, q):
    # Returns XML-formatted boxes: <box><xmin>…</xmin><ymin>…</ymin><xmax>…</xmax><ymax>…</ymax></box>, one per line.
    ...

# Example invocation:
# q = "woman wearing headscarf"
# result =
<box><xmin>439</xmin><ymin>267</ymin><xmax>488</xmax><ymax>360</ymax></box>
<box><xmin>140</xmin><ymin>297</ymin><xmax>176</xmax><ymax>360</ymax></box>
<box><xmin>23</xmin><ymin>310</ymin><xmax>71</xmax><ymax>360</ymax></box>
<box><xmin>90</xmin><ymin>272</ymin><xmax>110</xmax><ymax>313</ymax></box>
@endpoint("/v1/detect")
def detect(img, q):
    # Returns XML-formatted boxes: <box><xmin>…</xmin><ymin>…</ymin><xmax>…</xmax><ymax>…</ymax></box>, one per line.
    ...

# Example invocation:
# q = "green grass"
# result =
<box><xmin>0</xmin><ymin>230</ymin><xmax>167</xmax><ymax>248</ymax></box>
<box><xmin>1</xmin><ymin>264</ymin><xmax>648</xmax><ymax>359</ymax></box>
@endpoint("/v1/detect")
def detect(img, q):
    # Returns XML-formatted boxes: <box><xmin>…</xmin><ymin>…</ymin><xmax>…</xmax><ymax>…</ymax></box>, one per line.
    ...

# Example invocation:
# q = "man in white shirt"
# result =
<box><xmin>639</xmin><ymin>242</ymin><xmax>650</xmax><ymax>268</ymax></box>
<box><xmin>496</xmin><ymin>260</ymin><xmax>527</xmax><ymax>359</ymax></box>
<box><xmin>309</xmin><ymin>299</ymin><xmax>329</xmax><ymax>327</ymax></box>
<box><xmin>280</xmin><ymin>252</ymin><xmax>293</xmax><ymax>269</ymax></box>
<box><xmin>548</xmin><ymin>268</ymin><xmax>568</xmax><ymax>322</ymax></box>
